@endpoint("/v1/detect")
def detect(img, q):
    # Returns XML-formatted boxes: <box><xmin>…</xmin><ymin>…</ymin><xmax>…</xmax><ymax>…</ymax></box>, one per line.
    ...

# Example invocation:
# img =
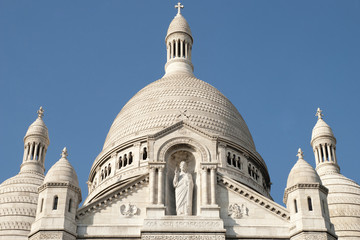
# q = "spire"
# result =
<box><xmin>164</xmin><ymin>2</ymin><xmax>194</xmax><ymax>76</ymax></box>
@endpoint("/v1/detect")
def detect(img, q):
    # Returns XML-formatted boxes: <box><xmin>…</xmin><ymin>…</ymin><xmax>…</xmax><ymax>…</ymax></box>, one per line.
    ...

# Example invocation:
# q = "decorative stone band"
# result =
<box><xmin>29</xmin><ymin>230</ymin><xmax>76</xmax><ymax>240</ymax></box>
<box><xmin>290</xmin><ymin>231</ymin><xmax>337</xmax><ymax>240</ymax></box>
<box><xmin>283</xmin><ymin>183</ymin><xmax>328</xmax><ymax>203</ymax></box>
<box><xmin>77</xmin><ymin>174</ymin><xmax>149</xmax><ymax>218</ymax></box>
<box><xmin>0</xmin><ymin>195</ymin><xmax>38</xmax><ymax>204</ymax></box>
<box><xmin>0</xmin><ymin>186</ymin><xmax>38</xmax><ymax>194</ymax></box>
<box><xmin>38</xmin><ymin>182</ymin><xmax>81</xmax><ymax>196</ymax></box>
<box><xmin>0</xmin><ymin>207</ymin><xmax>36</xmax><ymax>216</ymax></box>
<box><xmin>218</xmin><ymin>174</ymin><xmax>290</xmax><ymax>221</ymax></box>
<box><xmin>0</xmin><ymin>221</ymin><xmax>32</xmax><ymax>230</ymax></box>
<box><xmin>142</xmin><ymin>234</ymin><xmax>225</xmax><ymax>240</ymax></box>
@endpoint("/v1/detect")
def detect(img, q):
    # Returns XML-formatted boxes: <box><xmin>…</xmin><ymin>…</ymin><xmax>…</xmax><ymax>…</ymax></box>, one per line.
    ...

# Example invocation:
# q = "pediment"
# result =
<box><xmin>217</xmin><ymin>174</ymin><xmax>290</xmax><ymax>222</ymax></box>
<box><xmin>149</xmin><ymin>120</ymin><xmax>217</xmax><ymax>141</ymax></box>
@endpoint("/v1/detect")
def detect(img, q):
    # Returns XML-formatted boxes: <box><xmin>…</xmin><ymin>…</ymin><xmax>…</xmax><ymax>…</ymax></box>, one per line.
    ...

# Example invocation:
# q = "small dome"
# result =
<box><xmin>166</xmin><ymin>13</ymin><xmax>192</xmax><ymax>39</ymax></box>
<box><xmin>311</xmin><ymin>118</ymin><xmax>334</xmax><ymax>142</ymax></box>
<box><xmin>286</xmin><ymin>149</ymin><xmax>322</xmax><ymax>188</ymax></box>
<box><xmin>24</xmin><ymin>107</ymin><xmax>49</xmax><ymax>141</ymax></box>
<box><xmin>44</xmin><ymin>148</ymin><xmax>79</xmax><ymax>188</ymax></box>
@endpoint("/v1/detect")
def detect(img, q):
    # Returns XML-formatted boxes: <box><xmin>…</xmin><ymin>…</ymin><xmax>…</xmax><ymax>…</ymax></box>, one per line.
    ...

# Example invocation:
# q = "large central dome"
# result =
<box><xmin>103</xmin><ymin>73</ymin><xmax>256</xmax><ymax>153</ymax></box>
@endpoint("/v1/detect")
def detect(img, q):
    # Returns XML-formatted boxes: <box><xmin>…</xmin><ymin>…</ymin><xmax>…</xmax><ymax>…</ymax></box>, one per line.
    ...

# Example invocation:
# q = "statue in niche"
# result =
<box><xmin>173</xmin><ymin>161</ymin><xmax>194</xmax><ymax>216</ymax></box>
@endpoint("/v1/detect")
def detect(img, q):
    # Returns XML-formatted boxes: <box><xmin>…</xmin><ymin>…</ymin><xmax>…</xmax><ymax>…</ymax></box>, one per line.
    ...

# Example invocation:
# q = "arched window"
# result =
<box><xmin>308</xmin><ymin>197</ymin><xmax>313</xmax><ymax>211</ymax></box>
<box><xmin>129</xmin><ymin>152</ymin><xmax>133</xmax><ymax>165</ymax></box>
<box><xmin>104</xmin><ymin>166</ymin><xmax>108</xmax><ymax>177</ymax></box>
<box><xmin>294</xmin><ymin>199</ymin><xmax>298</xmax><ymax>213</ymax></box>
<box><xmin>101</xmin><ymin>169</ymin><xmax>104</xmax><ymax>180</ymax></box>
<box><xmin>119</xmin><ymin>156</ymin><xmax>122</xmax><ymax>169</ymax></box>
<box><xmin>68</xmin><ymin>199</ymin><xmax>72</xmax><ymax>212</ymax></box>
<box><xmin>237</xmin><ymin>157</ymin><xmax>241</xmax><ymax>169</ymax></box>
<box><xmin>53</xmin><ymin>196</ymin><xmax>58</xmax><ymax>210</ymax></box>
<box><xmin>232</xmin><ymin>154</ymin><xmax>236</xmax><ymax>167</ymax></box>
<box><xmin>40</xmin><ymin>198</ymin><xmax>44</xmax><ymax>213</ymax></box>
<box><xmin>227</xmin><ymin>152</ymin><xmax>231</xmax><ymax>165</ymax></box>
<box><xmin>108</xmin><ymin>163</ymin><xmax>111</xmax><ymax>175</ymax></box>
<box><xmin>248</xmin><ymin>164</ymin><xmax>251</xmax><ymax>175</ymax></box>
<box><xmin>143</xmin><ymin>147</ymin><xmax>147</xmax><ymax>160</ymax></box>
<box><xmin>123</xmin><ymin>154</ymin><xmax>128</xmax><ymax>167</ymax></box>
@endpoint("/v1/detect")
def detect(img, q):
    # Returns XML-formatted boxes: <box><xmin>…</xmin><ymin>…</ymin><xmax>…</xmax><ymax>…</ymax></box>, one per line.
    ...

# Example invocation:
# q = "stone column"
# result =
<box><xmin>317</xmin><ymin>146</ymin><xmax>322</xmax><ymax>163</ymax></box>
<box><xmin>38</xmin><ymin>145</ymin><xmax>43</xmax><ymax>163</ymax></box>
<box><xmin>332</xmin><ymin>147</ymin><xmax>337</xmax><ymax>164</ymax></box>
<box><xmin>210</xmin><ymin>167</ymin><xmax>216</xmax><ymax>205</ymax></box>
<box><xmin>158</xmin><ymin>166</ymin><xmax>164</xmax><ymax>205</ymax></box>
<box><xmin>23</xmin><ymin>145</ymin><xmax>28</xmax><ymax>162</ymax></box>
<box><xmin>185</xmin><ymin>42</ymin><xmax>188</xmax><ymax>58</ymax></box>
<box><xmin>327</xmin><ymin>144</ymin><xmax>332</xmax><ymax>162</ymax></box>
<box><xmin>29</xmin><ymin>142</ymin><xmax>34</xmax><ymax>160</ymax></box>
<box><xmin>149</xmin><ymin>167</ymin><xmax>156</xmax><ymax>204</ymax></box>
<box><xmin>201</xmin><ymin>166</ymin><xmax>208</xmax><ymax>205</ymax></box>
<box><xmin>175</xmin><ymin>40</ymin><xmax>178</xmax><ymax>58</ymax></box>
<box><xmin>180</xmin><ymin>40</ymin><xmax>183</xmax><ymax>57</ymax></box>
<box><xmin>314</xmin><ymin>149</ymin><xmax>319</xmax><ymax>164</ymax></box>
<box><xmin>321</xmin><ymin>144</ymin><xmax>327</xmax><ymax>161</ymax></box>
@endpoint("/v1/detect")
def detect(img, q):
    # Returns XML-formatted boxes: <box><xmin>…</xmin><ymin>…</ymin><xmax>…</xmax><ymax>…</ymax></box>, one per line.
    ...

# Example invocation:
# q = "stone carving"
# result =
<box><xmin>120</xmin><ymin>203</ymin><xmax>139</xmax><ymax>217</ymax></box>
<box><xmin>228</xmin><ymin>203</ymin><xmax>248</xmax><ymax>219</ymax></box>
<box><xmin>142</xmin><ymin>235</ymin><xmax>225</xmax><ymax>240</ymax></box>
<box><xmin>173</xmin><ymin>161</ymin><xmax>194</xmax><ymax>216</ymax></box>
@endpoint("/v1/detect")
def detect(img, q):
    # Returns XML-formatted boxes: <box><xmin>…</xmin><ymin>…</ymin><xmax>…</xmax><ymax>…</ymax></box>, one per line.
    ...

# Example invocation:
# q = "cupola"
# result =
<box><xmin>310</xmin><ymin>108</ymin><xmax>339</xmax><ymax>175</ymax></box>
<box><xmin>164</xmin><ymin>2</ymin><xmax>194</xmax><ymax>76</ymax></box>
<box><xmin>21</xmin><ymin>106</ymin><xmax>50</xmax><ymax>174</ymax></box>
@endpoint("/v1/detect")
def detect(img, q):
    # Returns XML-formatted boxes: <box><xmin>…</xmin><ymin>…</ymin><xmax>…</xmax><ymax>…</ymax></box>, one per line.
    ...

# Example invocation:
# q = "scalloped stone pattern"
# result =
<box><xmin>103</xmin><ymin>74</ymin><xmax>256</xmax><ymax>152</ymax></box>
<box><xmin>167</xmin><ymin>14</ymin><xmax>192</xmax><ymax>37</ymax></box>
<box><xmin>320</xmin><ymin>173</ymin><xmax>360</xmax><ymax>238</ymax></box>
<box><xmin>0</xmin><ymin>171</ymin><xmax>44</xmax><ymax>239</ymax></box>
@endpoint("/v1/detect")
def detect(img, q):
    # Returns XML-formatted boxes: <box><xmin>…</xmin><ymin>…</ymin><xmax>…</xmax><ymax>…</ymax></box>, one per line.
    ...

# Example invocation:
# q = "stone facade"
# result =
<box><xmin>0</xmin><ymin>3</ymin><xmax>359</xmax><ymax>240</ymax></box>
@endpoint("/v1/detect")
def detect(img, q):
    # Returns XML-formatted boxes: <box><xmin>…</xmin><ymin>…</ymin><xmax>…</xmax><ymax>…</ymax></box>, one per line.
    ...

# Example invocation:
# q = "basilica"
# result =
<box><xmin>0</xmin><ymin>3</ymin><xmax>359</xmax><ymax>240</ymax></box>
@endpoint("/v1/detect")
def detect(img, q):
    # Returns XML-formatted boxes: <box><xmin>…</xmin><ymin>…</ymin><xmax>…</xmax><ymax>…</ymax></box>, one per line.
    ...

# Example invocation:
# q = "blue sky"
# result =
<box><xmin>0</xmin><ymin>1</ymin><xmax>359</xmax><ymax>205</ymax></box>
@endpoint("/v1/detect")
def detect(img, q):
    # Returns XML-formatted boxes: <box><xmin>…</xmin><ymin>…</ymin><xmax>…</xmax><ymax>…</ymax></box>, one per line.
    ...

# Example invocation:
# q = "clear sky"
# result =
<box><xmin>0</xmin><ymin>1</ymin><xmax>359</xmax><ymax>206</ymax></box>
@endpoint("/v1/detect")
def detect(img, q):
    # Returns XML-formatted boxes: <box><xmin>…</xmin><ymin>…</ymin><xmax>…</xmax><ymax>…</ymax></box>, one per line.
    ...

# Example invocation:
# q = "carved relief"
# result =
<box><xmin>228</xmin><ymin>203</ymin><xmax>249</xmax><ymax>219</ymax></box>
<box><xmin>120</xmin><ymin>203</ymin><xmax>139</xmax><ymax>217</ymax></box>
<box><xmin>142</xmin><ymin>235</ymin><xmax>225</xmax><ymax>240</ymax></box>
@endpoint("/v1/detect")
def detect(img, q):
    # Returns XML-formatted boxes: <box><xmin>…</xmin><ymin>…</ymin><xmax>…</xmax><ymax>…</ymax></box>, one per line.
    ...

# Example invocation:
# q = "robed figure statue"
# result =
<box><xmin>173</xmin><ymin>161</ymin><xmax>194</xmax><ymax>216</ymax></box>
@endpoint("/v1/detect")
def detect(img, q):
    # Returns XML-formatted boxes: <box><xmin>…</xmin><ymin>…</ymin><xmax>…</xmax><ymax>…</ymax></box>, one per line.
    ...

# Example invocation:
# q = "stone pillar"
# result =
<box><xmin>210</xmin><ymin>167</ymin><xmax>216</xmax><ymax>205</ymax></box>
<box><xmin>149</xmin><ymin>167</ymin><xmax>156</xmax><ymax>204</ymax></box>
<box><xmin>332</xmin><ymin>147</ymin><xmax>337</xmax><ymax>164</ymax></box>
<box><xmin>201</xmin><ymin>166</ymin><xmax>208</xmax><ymax>205</ymax></box>
<box><xmin>314</xmin><ymin>149</ymin><xmax>319</xmax><ymax>164</ymax></box>
<box><xmin>158</xmin><ymin>166</ymin><xmax>164</xmax><ymax>205</ymax></box>
<box><xmin>33</xmin><ymin>143</ymin><xmax>39</xmax><ymax>160</ymax></box>
<box><xmin>327</xmin><ymin>144</ymin><xmax>332</xmax><ymax>162</ymax></box>
<box><xmin>175</xmin><ymin>40</ymin><xmax>178</xmax><ymax>58</ymax></box>
<box><xmin>23</xmin><ymin>145</ymin><xmax>28</xmax><ymax>162</ymax></box>
<box><xmin>29</xmin><ymin>142</ymin><xmax>34</xmax><ymax>160</ymax></box>
<box><xmin>185</xmin><ymin>42</ymin><xmax>188</xmax><ymax>58</ymax></box>
<box><xmin>180</xmin><ymin>40</ymin><xmax>183</xmax><ymax>57</ymax></box>
<box><xmin>38</xmin><ymin>145</ymin><xmax>43</xmax><ymax>163</ymax></box>
<box><xmin>321</xmin><ymin>144</ymin><xmax>327</xmax><ymax>161</ymax></box>
<box><xmin>317</xmin><ymin>146</ymin><xmax>322</xmax><ymax>163</ymax></box>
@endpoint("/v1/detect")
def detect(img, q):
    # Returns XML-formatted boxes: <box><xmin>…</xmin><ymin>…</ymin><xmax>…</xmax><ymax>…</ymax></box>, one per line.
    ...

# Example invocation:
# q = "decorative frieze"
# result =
<box><xmin>120</xmin><ymin>203</ymin><xmax>139</xmax><ymax>217</ymax></box>
<box><xmin>142</xmin><ymin>234</ymin><xmax>225</xmax><ymax>240</ymax></box>
<box><xmin>228</xmin><ymin>203</ymin><xmax>248</xmax><ymax>219</ymax></box>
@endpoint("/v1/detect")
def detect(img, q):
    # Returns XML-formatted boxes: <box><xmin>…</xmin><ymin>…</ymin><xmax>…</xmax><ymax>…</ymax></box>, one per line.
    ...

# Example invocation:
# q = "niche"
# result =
<box><xmin>164</xmin><ymin>145</ymin><xmax>200</xmax><ymax>216</ymax></box>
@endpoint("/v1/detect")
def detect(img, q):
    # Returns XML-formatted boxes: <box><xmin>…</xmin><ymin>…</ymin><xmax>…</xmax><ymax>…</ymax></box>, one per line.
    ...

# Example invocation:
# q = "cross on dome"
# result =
<box><xmin>177</xmin><ymin>109</ymin><xmax>189</xmax><ymax>121</ymax></box>
<box><xmin>296</xmin><ymin>148</ymin><xmax>304</xmax><ymax>160</ymax></box>
<box><xmin>316</xmin><ymin>107</ymin><xmax>323</xmax><ymax>120</ymax></box>
<box><xmin>175</xmin><ymin>2</ymin><xmax>184</xmax><ymax>15</ymax></box>
<box><xmin>37</xmin><ymin>106</ymin><xmax>44</xmax><ymax>119</ymax></box>
<box><xmin>61</xmin><ymin>147</ymin><xmax>68</xmax><ymax>159</ymax></box>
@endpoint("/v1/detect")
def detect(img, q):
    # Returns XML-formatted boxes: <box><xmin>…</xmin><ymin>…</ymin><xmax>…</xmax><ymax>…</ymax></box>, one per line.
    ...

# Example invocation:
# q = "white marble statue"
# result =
<box><xmin>173</xmin><ymin>161</ymin><xmax>194</xmax><ymax>216</ymax></box>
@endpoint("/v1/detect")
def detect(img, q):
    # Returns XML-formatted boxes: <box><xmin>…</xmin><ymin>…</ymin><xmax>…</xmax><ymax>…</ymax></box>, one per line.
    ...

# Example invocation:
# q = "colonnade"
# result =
<box><xmin>313</xmin><ymin>143</ymin><xmax>337</xmax><ymax>165</ymax></box>
<box><xmin>23</xmin><ymin>142</ymin><xmax>46</xmax><ymax>163</ymax></box>
<box><xmin>167</xmin><ymin>40</ymin><xmax>192</xmax><ymax>61</ymax></box>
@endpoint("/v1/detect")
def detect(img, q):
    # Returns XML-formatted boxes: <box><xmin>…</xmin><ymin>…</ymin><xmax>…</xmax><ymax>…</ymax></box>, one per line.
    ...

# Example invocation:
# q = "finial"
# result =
<box><xmin>37</xmin><ymin>106</ymin><xmax>44</xmax><ymax>119</ymax></box>
<box><xmin>175</xmin><ymin>2</ymin><xmax>184</xmax><ymax>15</ymax></box>
<box><xmin>296</xmin><ymin>148</ymin><xmax>304</xmax><ymax>160</ymax></box>
<box><xmin>315</xmin><ymin>107</ymin><xmax>323</xmax><ymax>120</ymax></box>
<box><xmin>61</xmin><ymin>147</ymin><xmax>68</xmax><ymax>159</ymax></box>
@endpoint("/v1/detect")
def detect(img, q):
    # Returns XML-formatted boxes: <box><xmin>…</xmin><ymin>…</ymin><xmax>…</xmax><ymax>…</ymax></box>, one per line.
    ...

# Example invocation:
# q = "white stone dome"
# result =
<box><xmin>286</xmin><ymin>157</ymin><xmax>322</xmax><ymax>189</ymax></box>
<box><xmin>24</xmin><ymin>118</ymin><xmax>49</xmax><ymax>141</ymax></box>
<box><xmin>166</xmin><ymin>13</ymin><xmax>192</xmax><ymax>38</ymax></box>
<box><xmin>103</xmin><ymin>73</ymin><xmax>257</xmax><ymax>155</ymax></box>
<box><xmin>0</xmin><ymin>172</ymin><xmax>44</xmax><ymax>239</ymax></box>
<box><xmin>44</xmin><ymin>149</ymin><xmax>79</xmax><ymax>188</ymax></box>
<box><xmin>320</xmin><ymin>173</ymin><xmax>360</xmax><ymax>238</ymax></box>
<box><xmin>311</xmin><ymin>118</ymin><xmax>334</xmax><ymax>143</ymax></box>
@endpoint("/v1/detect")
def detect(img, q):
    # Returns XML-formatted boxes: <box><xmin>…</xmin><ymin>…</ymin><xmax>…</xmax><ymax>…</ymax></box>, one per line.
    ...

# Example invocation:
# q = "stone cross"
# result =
<box><xmin>61</xmin><ymin>147</ymin><xmax>68</xmax><ymax>159</ymax></box>
<box><xmin>175</xmin><ymin>2</ymin><xmax>184</xmax><ymax>15</ymax></box>
<box><xmin>316</xmin><ymin>107</ymin><xmax>323</xmax><ymax>120</ymax></box>
<box><xmin>296</xmin><ymin>148</ymin><xmax>304</xmax><ymax>160</ymax></box>
<box><xmin>37</xmin><ymin>106</ymin><xmax>44</xmax><ymax>119</ymax></box>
